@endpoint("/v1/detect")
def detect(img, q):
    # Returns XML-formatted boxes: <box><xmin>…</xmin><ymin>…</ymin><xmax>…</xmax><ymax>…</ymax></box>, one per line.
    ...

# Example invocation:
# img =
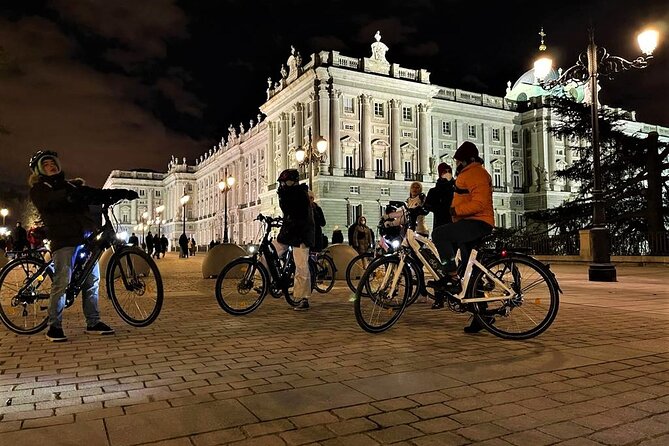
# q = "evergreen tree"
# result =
<box><xmin>527</xmin><ymin>96</ymin><xmax>668</xmax><ymax>254</ymax></box>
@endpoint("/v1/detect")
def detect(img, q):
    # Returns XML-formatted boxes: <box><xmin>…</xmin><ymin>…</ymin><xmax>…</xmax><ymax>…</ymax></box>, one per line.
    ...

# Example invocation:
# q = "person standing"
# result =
<box><xmin>275</xmin><ymin>169</ymin><xmax>315</xmax><ymax>311</ymax></box>
<box><xmin>160</xmin><ymin>235</ymin><xmax>168</xmax><ymax>258</ymax></box>
<box><xmin>128</xmin><ymin>232</ymin><xmax>139</xmax><ymax>247</ymax></box>
<box><xmin>28</xmin><ymin>150</ymin><xmax>138</xmax><ymax>342</ymax></box>
<box><xmin>309</xmin><ymin>191</ymin><xmax>326</xmax><ymax>252</ymax></box>
<box><xmin>179</xmin><ymin>233</ymin><xmax>189</xmax><ymax>258</ymax></box>
<box><xmin>12</xmin><ymin>222</ymin><xmax>28</xmax><ymax>252</ymax></box>
<box><xmin>425</xmin><ymin>163</ymin><xmax>455</xmax><ymax>231</ymax></box>
<box><xmin>331</xmin><ymin>226</ymin><xmax>344</xmax><ymax>244</ymax></box>
<box><xmin>350</xmin><ymin>216</ymin><xmax>373</xmax><ymax>257</ymax></box>
<box><xmin>406</xmin><ymin>182</ymin><xmax>429</xmax><ymax>236</ymax></box>
<box><xmin>146</xmin><ymin>231</ymin><xmax>154</xmax><ymax>255</ymax></box>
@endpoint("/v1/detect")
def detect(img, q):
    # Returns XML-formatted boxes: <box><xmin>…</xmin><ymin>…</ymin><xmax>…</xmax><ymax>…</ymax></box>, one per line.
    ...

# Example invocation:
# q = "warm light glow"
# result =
<box><xmin>227</xmin><ymin>175</ymin><xmax>235</xmax><ymax>187</ymax></box>
<box><xmin>315</xmin><ymin>136</ymin><xmax>328</xmax><ymax>154</ymax></box>
<box><xmin>638</xmin><ymin>29</ymin><xmax>659</xmax><ymax>55</ymax></box>
<box><xmin>0</xmin><ymin>227</ymin><xmax>7</xmax><ymax>236</ymax></box>
<box><xmin>155</xmin><ymin>205</ymin><xmax>165</xmax><ymax>214</ymax></box>
<box><xmin>142</xmin><ymin>211</ymin><xmax>149</xmax><ymax>220</ymax></box>
<box><xmin>218</xmin><ymin>180</ymin><xmax>226</xmax><ymax>191</ymax></box>
<box><xmin>0</xmin><ymin>209</ymin><xmax>8</xmax><ymax>218</ymax></box>
<box><xmin>116</xmin><ymin>231</ymin><xmax>128</xmax><ymax>240</ymax></box>
<box><xmin>534</xmin><ymin>56</ymin><xmax>553</xmax><ymax>81</ymax></box>
<box><xmin>180</xmin><ymin>194</ymin><xmax>190</xmax><ymax>206</ymax></box>
<box><xmin>295</xmin><ymin>147</ymin><xmax>306</xmax><ymax>163</ymax></box>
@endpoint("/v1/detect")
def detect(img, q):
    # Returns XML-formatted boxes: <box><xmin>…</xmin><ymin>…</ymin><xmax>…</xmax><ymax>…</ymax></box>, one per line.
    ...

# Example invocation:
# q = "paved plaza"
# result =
<box><xmin>1</xmin><ymin>253</ymin><xmax>668</xmax><ymax>446</ymax></box>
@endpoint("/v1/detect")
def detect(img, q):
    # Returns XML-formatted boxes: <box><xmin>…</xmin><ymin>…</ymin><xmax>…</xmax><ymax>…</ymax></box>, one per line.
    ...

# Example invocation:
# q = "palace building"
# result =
<box><xmin>104</xmin><ymin>32</ymin><xmax>667</xmax><ymax>248</ymax></box>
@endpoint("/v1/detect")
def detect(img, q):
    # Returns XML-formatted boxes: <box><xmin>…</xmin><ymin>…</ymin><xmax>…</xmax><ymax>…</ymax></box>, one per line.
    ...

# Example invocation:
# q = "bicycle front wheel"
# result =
<box><xmin>107</xmin><ymin>249</ymin><xmax>163</xmax><ymax>327</ymax></box>
<box><xmin>0</xmin><ymin>258</ymin><xmax>51</xmax><ymax>335</ymax></box>
<box><xmin>354</xmin><ymin>256</ymin><xmax>411</xmax><ymax>333</ymax></box>
<box><xmin>313</xmin><ymin>254</ymin><xmax>336</xmax><ymax>294</ymax></box>
<box><xmin>215</xmin><ymin>258</ymin><xmax>269</xmax><ymax>315</ymax></box>
<box><xmin>469</xmin><ymin>255</ymin><xmax>559</xmax><ymax>340</ymax></box>
<box><xmin>346</xmin><ymin>253</ymin><xmax>374</xmax><ymax>294</ymax></box>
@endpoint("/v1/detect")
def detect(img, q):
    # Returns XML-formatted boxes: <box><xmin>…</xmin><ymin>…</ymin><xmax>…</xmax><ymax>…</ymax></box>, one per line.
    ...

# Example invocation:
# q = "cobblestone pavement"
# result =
<box><xmin>1</xmin><ymin>253</ymin><xmax>668</xmax><ymax>445</ymax></box>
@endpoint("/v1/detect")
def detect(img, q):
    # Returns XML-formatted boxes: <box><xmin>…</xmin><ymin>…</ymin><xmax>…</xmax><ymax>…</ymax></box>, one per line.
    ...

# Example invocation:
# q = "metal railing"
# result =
<box><xmin>344</xmin><ymin>168</ymin><xmax>365</xmax><ymax>178</ymax></box>
<box><xmin>404</xmin><ymin>172</ymin><xmax>422</xmax><ymax>181</ymax></box>
<box><xmin>610</xmin><ymin>231</ymin><xmax>669</xmax><ymax>256</ymax></box>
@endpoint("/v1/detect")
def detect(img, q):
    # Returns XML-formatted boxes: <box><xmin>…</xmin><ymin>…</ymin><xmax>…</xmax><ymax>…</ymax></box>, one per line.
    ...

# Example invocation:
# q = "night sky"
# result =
<box><xmin>0</xmin><ymin>0</ymin><xmax>667</xmax><ymax>191</ymax></box>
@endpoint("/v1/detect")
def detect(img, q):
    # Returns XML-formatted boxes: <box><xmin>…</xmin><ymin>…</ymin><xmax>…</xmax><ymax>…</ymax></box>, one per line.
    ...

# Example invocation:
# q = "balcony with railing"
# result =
<box><xmin>375</xmin><ymin>170</ymin><xmax>394</xmax><ymax>180</ymax></box>
<box><xmin>404</xmin><ymin>172</ymin><xmax>422</xmax><ymax>181</ymax></box>
<box><xmin>493</xmin><ymin>185</ymin><xmax>508</xmax><ymax>193</ymax></box>
<box><xmin>344</xmin><ymin>168</ymin><xmax>365</xmax><ymax>178</ymax></box>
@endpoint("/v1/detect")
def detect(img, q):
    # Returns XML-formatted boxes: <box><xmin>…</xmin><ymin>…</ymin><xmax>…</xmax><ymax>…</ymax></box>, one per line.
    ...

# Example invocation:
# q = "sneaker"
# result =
<box><xmin>85</xmin><ymin>321</ymin><xmax>115</xmax><ymax>335</ymax></box>
<box><xmin>463</xmin><ymin>316</ymin><xmax>494</xmax><ymax>334</ymax></box>
<box><xmin>46</xmin><ymin>326</ymin><xmax>67</xmax><ymax>342</ymax></box>
<box><xmin>293</xmin><ymin>299</ymin><xmax>310</xmax><ymax>311</ymax></box>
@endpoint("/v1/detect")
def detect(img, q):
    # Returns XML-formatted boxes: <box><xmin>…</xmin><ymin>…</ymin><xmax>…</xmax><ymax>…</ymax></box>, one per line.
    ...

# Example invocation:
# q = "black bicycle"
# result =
<box><xmin>268</xmin><ymin>247</ymin><xmax>336</xmax><ymax>298</ymax></box>
<box><xmin>215</xmin><ymin>214</ymin><xmax>310</xmax><ymax>315</ymax></box>
<box><xmin>0</xmin><ymin>200</ymin><xmax>164</xmax><ymax>335</ymax></box>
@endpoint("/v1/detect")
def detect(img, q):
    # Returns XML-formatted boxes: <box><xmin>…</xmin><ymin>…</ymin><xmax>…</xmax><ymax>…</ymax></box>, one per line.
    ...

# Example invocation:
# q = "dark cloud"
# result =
<box><xmin>402</xmin><ymin>41</ymin><xmax>439</xmax><ymax>57</ymax></box>
<box><xmin>308</xmin><ymin>35</ymin><xmax>349</xmax><ymax>52</ymax></box>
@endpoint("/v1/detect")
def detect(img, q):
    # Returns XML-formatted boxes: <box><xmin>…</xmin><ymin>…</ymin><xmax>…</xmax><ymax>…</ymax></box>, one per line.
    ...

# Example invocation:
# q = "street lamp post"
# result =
<box><xmin>0</xmin><ymin>208</ymin><xmax>8</xmax><ymax>226</ymax></box>
<box><xmin>180</xmin><ymin>193</ymin><xmax>190</xmax><ymax>236</ymax></box>
<box><xmin>155</xmin><ymin>205</ymin><xmax>165</xmax><ymax>239</ymax></box>
<box><xmin>295</xmin><ymin>128</ymin><xmax>328</xmax><ymax>190</ymax></box>
<box><xmin>218</xmin><ymin>169</ymin><xmax>236</xmax><ymax>243</ymax></box>
<box><xmin>536</xmin><ymin>28</ymin><xmax>659</xmax><ymax>282</ymax></box>
<box><xmin>141</xmin><ymin>211</ymin><xmax>149</xmax><ymax>247</ymax></box>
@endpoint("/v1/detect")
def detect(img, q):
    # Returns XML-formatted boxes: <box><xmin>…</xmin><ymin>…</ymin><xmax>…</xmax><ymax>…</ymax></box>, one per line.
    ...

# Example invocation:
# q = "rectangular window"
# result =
<box><xmin>307</xmin><ymin>103</ymin><xmax>312</xmax><ymax>117</ymax></box>
<box><xmin>343</xmin><ymin>97</ymin><xmax>354</xmax><ymax>114</ymax></box>
<box><xmin>380</xmin><ymin>187</ymin><xmax>390</xmax><ymax>196</ymax></box>
<box><xmin>345</xmin><ymin>155</ymin><xmax>355</xmax><ymax>172</ymax></box>
<box><xmin>493</xmin><ymin>166</ymin><xmax>502</xmax><ymax>187</ymax></box>
<box><xmin>349</xmin><ymin>186</ymin><xmax>360</xmax><ymax>194</ymax></box>
<box><xmin>291</xmin><ymin>113</ymin><xmax>296</xmax><ymax>127</ymax></box>
<box><xmin>343</xmin><ymin>123</ymin><xmax>355</xmax><ymax>130</ymax></box>
<box><xmin>347</xmin><ymin>203</ymin><xmax>363</xmax><ymax>227</ymax></box>
<box><xmin>404</xmin><ymin>161</ymin><xmax>413</xmax><ymax>174</ymax></box>
<box><xmin>154</xmin><ymin>190</ymin><xmax>161</xmax><ymax>197</ymax></box>
<box><xmin>513</xmin><ymin>169</ymin><xmax>521</xmax><ymax>188</ymax></box>
<box><xmin>441</xmin><ymin>121</ymin><xmax>451</xmax><ymax>135</ymax></box>
<box><xmin>402</xmin><ymin>130</ymin><xmax>413</xmax><ymax>138</ymax></box>
<box><xmin>512</xmin><ymin>131</ymin><xmax>519</xmax><ymax>144</ymax></box>
<box><xmin>492</xmin><ymin>128</ymin><xmax>500</xmax><ymax>141</ymax></box>
<box><xmin>468</xmin><ymin>125</ymin><xmax>477</xmax><ymax>138</ymax></box>
<box><xmin>375</xmin><ymin>158</ymin><xmax>384</xmax><ymax>175</ymax></box>
<box><xmin>402</xmin><ymin>106</ymin><xmax>412</xmax><ymax>121</ymax></box>
<box><xmin>139</xmin><ymin>190</ymin><xmax>145</xmax><ymax>197</ymax></box>
<box><xmin>374</xmin><ymin>102</ymin><xmax>384</xmax><ymax>118</ymax></box>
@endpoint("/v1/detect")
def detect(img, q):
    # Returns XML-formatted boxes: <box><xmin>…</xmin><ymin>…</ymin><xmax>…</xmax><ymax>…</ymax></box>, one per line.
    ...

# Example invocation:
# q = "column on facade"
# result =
<box><xmin>360</xmin><ymin>94</ymin><xmax>372</xmax><ymax>176</ymax></box>
<box><xmin>280</xmin><ymin>112</ymin><xmax>289</xmax><ymax>171</ymax></box>
<box><xmin>131</xmin><ymin>197</ymin><xmax>137</xmax><ymax>224</ymax></box>
<box><xmin>417</xmin><ymin>103</ymin><xmax>431</xmax><ymax>181</ymax></box>
<box><xmin>390</xmin><ymin>99</ymin><xmax>401</xmax><ymax>179</ymax></box>
<box><xmin>504</xmin><ymin>127</ymin><xmax>514</xmax><ymax>193</ymax></box>
<box><xmin>266</xmin><ymin>121</ymin><xmax>275</xmax><ymax>187</ymax></box>
<box><xmin>147</xmin><ymin>190</ymin><xmax>153</xmax><ymax>218</ymax></box>
<box><xmin>330</xmin><ymin>89</ymin><xmax>342</xmax><ymax>173</ymax></box>
<box><xmin>294</xmin><ymin>103</ymin><xmax>304</xmax><ymax>148</ymax></box>
<box><xmin>318</xmin><ymin>82</ymin><xmax>330</xmax><ymax>146</ymax></box>
<box><xmin>482</xmin><ymin>123</ymin><xmax>492</xmax><ymax>175</ymax></box>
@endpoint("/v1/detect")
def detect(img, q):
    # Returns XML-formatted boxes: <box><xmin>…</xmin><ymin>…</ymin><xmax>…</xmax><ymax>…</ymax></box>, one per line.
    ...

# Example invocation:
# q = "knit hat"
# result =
<box><xmin>454</xmin><ymin>141</ymin><xmax>479</xmax><ymax>162</ymax></box>
<box><xmin>437</xmin><ymin>162</ymin><xmax>452</xmax><ymax>176</ymax></box>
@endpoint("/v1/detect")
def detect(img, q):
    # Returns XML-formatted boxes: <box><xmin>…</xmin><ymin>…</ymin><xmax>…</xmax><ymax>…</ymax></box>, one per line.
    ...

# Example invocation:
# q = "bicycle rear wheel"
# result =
<box><xmin>354</xmin><ymin>256</ymin><xmax>411</xmax><ymax>333</ymax></box>
<box><xmin>346</xmin><ymin>253</ymin><xmax>373</xmax><ymax>294</ymax></box>
<box><xmin>469</xmin><ymin>255</ymin><xmax>559</xmax><ymax>340</ymax></box>
<box><xmin>0</xmin><ymin>258</ymin><xmax>51</xmax><ymax>334</ymax></box>
<box><xmin>313</xmin><ymin>254</ymin><xmax>335</xmax><ymax>294</ymax></box>
<box><xmin>107</xmin><ymin>249</ymin><xmax>163</xmax><ymax>327</ymax></box>
<box><xmin>215</xmin><ymin>257</ymin><xmax>269</xmax><ymax>315</ymax></box>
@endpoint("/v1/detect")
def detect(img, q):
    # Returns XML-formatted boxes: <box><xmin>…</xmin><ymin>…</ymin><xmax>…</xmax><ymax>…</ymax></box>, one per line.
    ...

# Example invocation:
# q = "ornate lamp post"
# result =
<box><xmin>536</xmin><ymin>28</ymin><xmax>659</xmax><ymax>282</ymax></box>
<box><xmin>180</xmin><ymin>193</ymin><xmax>190</xmax><ymax>236</ymax></box>
<box><xmin>0</xmin><ymin>208</ymin><xmax>8</xmax><ymax>226</ymax></box>
<box><xmin>218</xmin><ymin>169</ymin><xmax>236</xmax><ymax>243</ymax></box>
<box><xmin>141</xmin><ymin>211</ymin><xmax>149</xmax><ymax>247</ymax></box>
<box><xmin>155</xmin><ymin>205</ymin><xmax>165</xmax><ymax>238</ymax></box>
<box><xmin>295</xmin><ymin>128</ymin><xmax>328</xmax><ymax>190</ymax></box>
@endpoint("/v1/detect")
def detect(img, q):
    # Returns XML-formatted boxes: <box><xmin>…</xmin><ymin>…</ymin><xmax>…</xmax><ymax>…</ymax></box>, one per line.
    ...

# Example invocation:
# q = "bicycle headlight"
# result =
<box><xmin>116</xmin><ymin>231</ymin><xmax>128</xmax><ymax>240</ymax></box>
<box><xmin>391</xmin><ymin>239</ymin><xmax>400</xmax><ymax>249</ymax></box>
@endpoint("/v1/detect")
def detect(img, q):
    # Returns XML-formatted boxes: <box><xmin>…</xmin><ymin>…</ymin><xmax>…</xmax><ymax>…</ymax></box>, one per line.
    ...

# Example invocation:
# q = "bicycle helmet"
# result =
<box><xmin>29</xmin><ymin>150</ymin><xmax>61</xmax><ymax>175</ymax></box>
<box><xmin>277</xmin><ymin>168</ymin><xmax>299</xmax><ymax>183</ymax></box>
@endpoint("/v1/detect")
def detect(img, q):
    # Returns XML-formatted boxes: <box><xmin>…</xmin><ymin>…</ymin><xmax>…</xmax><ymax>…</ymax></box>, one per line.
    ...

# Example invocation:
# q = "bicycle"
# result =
<box><xmin>215</xmin><ymin>214</ymin><xmax>310</xmax><ymax>315</ymax></box>
<box><xmin>353</xmin><ymin>207</ymin><xmax>561</xmax><ymax>339</ymax></box>
<box><xmin>0</xmin><ymin>199</ymin><xmax>164</xmax><ymax>335</ymax></box>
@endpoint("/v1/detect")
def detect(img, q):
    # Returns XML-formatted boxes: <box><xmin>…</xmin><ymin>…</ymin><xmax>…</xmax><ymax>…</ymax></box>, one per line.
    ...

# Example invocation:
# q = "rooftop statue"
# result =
<box><xmin>371</xmin><ymin>30</ymin><xmax>389</xmax><ymax>63</ymax></box>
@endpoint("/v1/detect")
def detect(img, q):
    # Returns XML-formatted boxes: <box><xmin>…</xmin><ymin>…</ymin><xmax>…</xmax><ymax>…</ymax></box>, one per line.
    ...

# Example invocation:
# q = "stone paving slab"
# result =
<box><xmin>0</xmin><ymin>256</ymin><xmax>668</xmax><ymax>445</ymax></box>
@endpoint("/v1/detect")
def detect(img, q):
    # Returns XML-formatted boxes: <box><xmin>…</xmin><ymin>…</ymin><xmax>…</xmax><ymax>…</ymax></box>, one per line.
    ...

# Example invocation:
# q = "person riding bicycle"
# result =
<box><xmin>275</xmin><ymin>168</ymin><xmax>315</xmax><ymax>311</ymax></box>
<box><xmin>29</xmin><ymin>150</ymin><xmax>138</xmax><ymax>342</ymax></box>
<box><xmin>429</xmin><ymin>141</ymin><xmax>494</xmax><ymax>331</ymax></box>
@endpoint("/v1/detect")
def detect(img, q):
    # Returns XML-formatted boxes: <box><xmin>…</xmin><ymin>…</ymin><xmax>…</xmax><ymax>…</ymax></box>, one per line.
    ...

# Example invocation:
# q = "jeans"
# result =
<box><xmin>49</xmin><ymin>246</ymin><xmax>101</xmax><ymax>328</ymax></box>
<box><xmin>270</xmin><ymin>240</ymin><xmax>311</xmax><ymax>300</ymax></box>
<box><xmin>431</xmin><ymin>219</ymin><xmax>493</xmax><ymax>272</ymax></box>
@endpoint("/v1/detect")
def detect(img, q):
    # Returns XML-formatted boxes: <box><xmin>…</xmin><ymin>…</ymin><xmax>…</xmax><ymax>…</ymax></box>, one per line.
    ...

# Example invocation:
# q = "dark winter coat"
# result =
<box><xmin>29</xmin><ymin>172</ymin><xmax>105</xmax><ymax>251</ymax></box>
<box><xmin>146</xmin><ymin>233</ymin><xmax>154</xmax><ymax>250</ymax></box>
<box><xmin>277</xmin><ymin>183</ymin><xmax>315</xmax><ymax>247</ymax></box>
<box><xmin>425</xmin><ymin>178</ymin><xmax>455</xmax><ymax>229</ymax></box>
<box><xmin>332</xmin><ymin>229</ymin><xmax>344</xmax><ymax>244</ymax></box>
<box><xmin>312</xmin><ymin>203</ymin><xmax>326</xmax><ymax>251</ymax></box>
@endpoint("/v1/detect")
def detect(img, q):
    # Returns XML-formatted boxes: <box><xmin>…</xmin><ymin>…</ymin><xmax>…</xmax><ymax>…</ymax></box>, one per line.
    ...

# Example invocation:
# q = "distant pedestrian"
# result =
<box><xmin>350</xmin><ymin>216</ymin><xmax>373</xmax><ymax>256</ymax></box>
<box><xmin>12</xmin><ymin>222</ymin><xmax>28</xmax><ymax>252</ymax></box>
<box><xmin>128</xmin><ymin>232</ymin><xmax>139</xmax><ymax>247</ymax></box>
<box><xmin>189</xmin><ymin>237</ymin><xmax>196</xmax><ymax>256</ymax></box>
<box><xmin>160</xmin><ymin>235</ymin><xmax>168</xmax><ymax>257</ymax></box>
<box><xmin>179</xmin><ymin>233</ymin><xmax>189</xmax><ymax>258</ymax></box>
<box><xmin>146</xmin><ymin>231</ymin><xmax>154</xmax><ymax>255</ymax></box>
<box><xmin>331</xmin><ymin>225</ymin><xmax>343</xmax><ymax>244</ymax></box>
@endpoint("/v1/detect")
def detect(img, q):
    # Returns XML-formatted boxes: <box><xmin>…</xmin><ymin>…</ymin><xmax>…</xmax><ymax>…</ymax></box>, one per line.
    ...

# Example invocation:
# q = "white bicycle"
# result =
<box><xmin>353</xmin><ymin>207</ymin><xmax>561</xmax><ymax>339</ymax></box>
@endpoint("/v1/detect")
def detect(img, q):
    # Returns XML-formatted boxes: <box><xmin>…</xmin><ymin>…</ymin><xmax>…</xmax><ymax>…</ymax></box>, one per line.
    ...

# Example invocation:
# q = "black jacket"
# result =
<box><xmin>277</xmin><ymin>183</ymin><xmax>315</xmax><ymax>247</ymax></box>
<box><xmin>312</xmin><ymin>203</ymin><xmax>326</xmax><ymax>251</ymax></box>
<box><xmin>30</xmin><ymin>173</ymin><xmax>106</xmax><ymax>251</ymax></box>
<box><xmin>332</xmin><ymin>229</ymin><xmax>344</xmax><ymax>244</ymax></box>
<box><xmin>425</xmin><ymin>178</ymin><xmax>455</xmax><ymax>229</ymax></box>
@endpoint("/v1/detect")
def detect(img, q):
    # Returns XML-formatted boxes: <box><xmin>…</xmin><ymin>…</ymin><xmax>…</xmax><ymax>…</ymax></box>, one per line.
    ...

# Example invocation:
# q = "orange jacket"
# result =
<box><xmin>452</xmin><ymin>162</ymin><xmax>494</xmax><ymax>227</ymax></box>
